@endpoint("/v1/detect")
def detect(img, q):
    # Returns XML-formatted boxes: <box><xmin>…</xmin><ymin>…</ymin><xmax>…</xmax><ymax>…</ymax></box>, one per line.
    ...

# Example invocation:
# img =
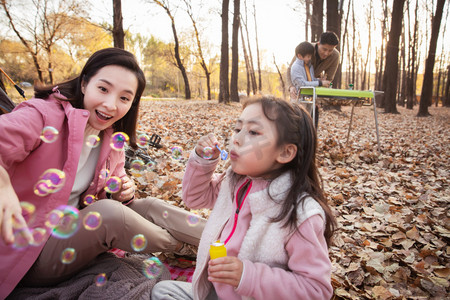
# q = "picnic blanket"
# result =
<box><xmin>7</xmin><ymin>252</ymin><xmax>170</xmax><ymax>300</ymax></box>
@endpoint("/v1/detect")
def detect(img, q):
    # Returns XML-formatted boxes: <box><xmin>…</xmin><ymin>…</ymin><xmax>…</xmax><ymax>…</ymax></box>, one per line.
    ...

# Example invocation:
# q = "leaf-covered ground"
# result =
<box><xmin>131</xmin><ymin>99</ymin><xmax>449</xmax><ymax>299</ymax></box>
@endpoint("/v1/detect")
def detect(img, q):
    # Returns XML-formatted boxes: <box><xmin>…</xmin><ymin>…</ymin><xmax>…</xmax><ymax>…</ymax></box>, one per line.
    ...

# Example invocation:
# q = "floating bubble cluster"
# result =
<box><xmin>142</xmin><ymin>257</ymin><xmax>163</xmax><ymax>279</ymax></box>
<box><xmin>104</xmin><ymin>176</ymin><xmax>122</xmax><ymax>193</ymax></box>
<box><xmin>170</xmin><ymin>146</ymin><xmax>183</xmax><ymax>160</ymax></box>
<box><xmin>61</xmin><ymin>247</ymin><xmax>76</xmax><ymax>264</ymax></box>
<box><xmin>95</xmin><ymin>273</ymin><xmax>107</xmax><ymax>287</ymax></box>
<box><xmin>83</xmin><ymin>211</ymin><xmax>102</xmax><ymax>231</ymax></box>
<box><xmin>51</xmin><ymin>205</ymin><xmax>80</xmax><ymax>239</ymax></box>
<box><xmin>131</xmin><ymin>234</ymin><xmax>147</xmax><ymax>252</ymax></box>
<box><xmin>40</xmin><ymin>126</ymin><xmax>59</xmax><ymax>143</ymax></box>
<box><xmin>86</xmin><ymin>135</ymin><xmax>101</xmax><ymax>148</ymax></box>
<box><xmin>137</xmin><ymin>133</ymin><xmax>150</xmax><ymax>147</ymax></box>
<box><xmin>34</xmin><ymin>168</ymin><xmax>66</xmax><ymax>197</ymax></box>
<box><xmin>110</xmin><ymin>132</ymin><xmax>129</xmax><ymax>151</ymax></box>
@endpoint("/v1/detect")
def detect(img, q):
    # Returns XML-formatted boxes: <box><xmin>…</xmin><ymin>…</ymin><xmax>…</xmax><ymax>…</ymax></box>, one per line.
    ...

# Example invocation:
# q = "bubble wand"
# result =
<box><xmin>215</xmin><ymin>144</ymin><xmax>228</xmax><ymax>160</ymax></box>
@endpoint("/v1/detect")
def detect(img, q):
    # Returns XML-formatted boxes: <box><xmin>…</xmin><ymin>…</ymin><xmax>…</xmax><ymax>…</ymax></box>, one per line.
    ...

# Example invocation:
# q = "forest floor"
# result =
<box><xmin>130</xmin><ymin>99</ymin><xmax>449</xmax><ymax>300</ymax></box>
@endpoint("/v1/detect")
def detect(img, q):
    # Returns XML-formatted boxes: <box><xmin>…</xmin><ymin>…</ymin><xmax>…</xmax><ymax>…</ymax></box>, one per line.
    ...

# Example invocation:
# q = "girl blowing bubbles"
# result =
<box><xmin>152</xmin><ymin>96</ymin><xmax>337</xmax><ymax>300</ymax></box>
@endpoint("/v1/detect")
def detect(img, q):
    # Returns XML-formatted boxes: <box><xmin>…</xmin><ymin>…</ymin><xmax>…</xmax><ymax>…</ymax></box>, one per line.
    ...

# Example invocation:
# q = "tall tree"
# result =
<box><xmin>406</xmin><ymin>0</ymin><xmax>419</xmax><ymax>109</ymax></box>
<box><xmin>230</xmin><ymin>0</ymin><xmax>240</xmax><ymax>102</ymax></box>
<box><xmin>219</xmin><ymin>0</ymin><xmax>230</xmax><ymax>103</ymax></box>
<box><xmin>152</xmin><ymin>0</ymin><xmax>191</xmax><ymax>99</ymax></box>
<box><xmin>252</xmin><ymin>1</ymin><xmax>262</xmax><ymax>92</ymax></box>
<box><xmin>326</xmin><ymin>0</ymin><xmax>342</xmax><ymax>88</ymax></box>
<box><xmin>417</xmin><ymin>0</ymin><xmax>446</xmax><ymax>116</ymax></box>
<box><xmin>112</xmin><ymin>0</ymin><xmax>125</xmax><ymax>49</ymax></box>
<box><xmin>375</xmin><ymin>0</ymin><xmax>388</xmax><ymax>92</ymax></box>
<box><xmin>311</xmin><ymin>0</ymin><xmax>323</xmax><ymax>42</ymax></box>
<box><xmin>304</xmin><ymin>0</ymin><xmax>312</xmax><ymax>41</ymax></box>
<box><xmin>240</xmin><ymin>26</ymin><xmax>251</xmax><ymax>96</ymax></box>
<box><xmin>1</xmin><ymin>0</ymin><xmax>86</xmax><ymax>84</ymax></box>
<box><xmin>182</xmin><ymin>0</ymin><xmax>212</xmax><ymax>100</ymax></box>
<box><xmin>381</xmin><ymin>0</ymin><xmax>405</xmax><ymax>114</ymax></box>
<box><xmin>241</xmin><ymin>0</ymin><xmax>257</xmax><ymax>95</ymax></box>
<box><xmin>444</xmin><ymin>64</ymin><xmax>450</xmax><ymax>107</ymax></box>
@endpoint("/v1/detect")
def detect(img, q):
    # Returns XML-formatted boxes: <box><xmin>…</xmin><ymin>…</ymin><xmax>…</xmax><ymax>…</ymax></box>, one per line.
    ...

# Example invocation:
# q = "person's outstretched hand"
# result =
<box><xmin>208</xmin><ymin>256</ymin><xmax>244</xmax><ymax>288</ymax></box>
<box><xmin>112</xmin><ymin>175</ymin><xmax>136</xmax><ymax>202</ymax></box>
<box><xmin>0</xmin><ymin>166</ymin><xmax>33</xmax><ymax>245</ymax></box>
<box><xmin>195</xmin><ymin>133</ymin><xmax>222</xmax><ymax>160</ymax></box>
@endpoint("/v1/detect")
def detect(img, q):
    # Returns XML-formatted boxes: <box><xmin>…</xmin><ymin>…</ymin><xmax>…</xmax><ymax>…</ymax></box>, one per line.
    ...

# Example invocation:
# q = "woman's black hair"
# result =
<box><xmin>34</xmin><ymin>48</ymin><xmax>146</xmax><ymax>148</ymax></box>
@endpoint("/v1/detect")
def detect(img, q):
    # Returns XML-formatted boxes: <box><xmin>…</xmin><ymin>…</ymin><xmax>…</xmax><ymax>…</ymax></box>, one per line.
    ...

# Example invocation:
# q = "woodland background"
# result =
<box><xmin>1</xmin><ymin>0</ymin><xmax>449</xmax><ymax>299</ymax></box>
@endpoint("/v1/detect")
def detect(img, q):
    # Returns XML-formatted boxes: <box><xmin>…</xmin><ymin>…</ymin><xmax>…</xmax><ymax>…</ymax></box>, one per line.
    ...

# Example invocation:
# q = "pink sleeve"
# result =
<box><xmin>182</xmin><ymin>150</ymin><xmax>224</xmax><ymax>209</ymax></box>
<box><xmin>235</xmin><ymin>214</ymin><xmax>333</xmax><ymax>299</ymax></box>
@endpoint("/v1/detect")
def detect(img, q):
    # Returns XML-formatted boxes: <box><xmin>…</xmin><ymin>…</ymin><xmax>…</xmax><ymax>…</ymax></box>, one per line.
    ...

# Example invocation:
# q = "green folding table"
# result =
<box><xmin>297</xmin><ymin>86</ymin><xmax>381</xmax><ymax>152</ymax></box>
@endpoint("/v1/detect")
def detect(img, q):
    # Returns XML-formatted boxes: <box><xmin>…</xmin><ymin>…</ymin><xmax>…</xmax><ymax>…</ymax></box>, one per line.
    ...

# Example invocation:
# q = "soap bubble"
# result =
<box><xmin>83</xmin><ymin>194</ymin><xmax>96</xmax><ymax>206</ymax></box>
<box><xmin>110</xmin><ymin>132</ymin><xmax>129</xmax><ymax>151</ymax></box>
<box><xmin>131</xmin><ymin>234</ymin><xmax>147</xmax><ymax>252</ymax></box>
<box><xmin>137</xmin><ymin>133</ymin><xmax>150</xmax><ymax>148</ymax></box>
<box><xmin>30</xmin><ymin>227</ymin><xmax>47</xmax><ymax>246</ymax></box>
<box><xmin>86</xmin><ymin>135</ymin><xmax>101</xmax><ymax>148</ymax></box>
<box><xmin>171</xmin><ymin>146</ymin><xmax>183</xmax><ymax>160</ymax></box>
<box><xmin>146</xmin><ymin>160</ymin><xmax>157</xmax><ymax>171</ymax></box>
<box><xmin>104</xmin><ymin>176</ymin><xmax>122</xmax><ymax>193</ymax></box>
<box><xmin>162</xmin><ymin>211</ymin><xmax>169</xmax><ymax>219</ymax></box>
<box><xmin>83</xmin><ymin>211</ymin><xmax>102</xmax><ymax>231</ymax></box>
<box><xmin>51</xmin><ymin>205</ymin><xmax>80</xmax><ymax>239</ymax></box>
<box><xmin>95</xmin><ymin>273</ymin><xmax>107</xmax><ymax>287</ymax></box>
<box><xmin>45</xmin><ymin>209</ymin><xmax>64</xmax><ymax>228</ymax></box>
<box><xmin>12</xmin><ymin>228</ymin><xmax>32</xmax><ymax>250</ymax></box>
<box><xmin>40</xmin><ymin>126</ymin><xmax>59</xmax><ymax>143</ymax></box>
<box><xmin>186</xmin><ymin>214</ymin><xmax>200</xmax><ymax>227</ymax></box>
<box><xmin>61</xmin><ymin>247</ymin><xmax>76</xmax><ymax>264</ymax></box>
<box><xmin>130</xmin><ymin>159</ymin><xmax>145</xmax><ymax>172</ymax></box>
<box><xmin>34</xmin><ymin>168</ymin><xmax>66</xmax><ymax>196</ymax></box>
<box><xmin>99</xmin><ymin>169</ymin><xmax>110</xmax><ymax>180</ymax></box>
<box><xmin>142</xmin><ymin>257</ymin><xmax>163</xmax><ymax>279</ymax></box>
<box><xmin>17</xmin><ymin>202</ymin><xmax>36</xmax><ymax>225</ymax></box>
<box><xmin>202</xmin><ymin>147</ymin><xmax>214</xmax><ymax>160</ymax></box>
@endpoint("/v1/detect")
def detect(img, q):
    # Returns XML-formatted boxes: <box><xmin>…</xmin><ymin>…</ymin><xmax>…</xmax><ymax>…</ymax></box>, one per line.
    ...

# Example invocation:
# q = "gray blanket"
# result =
<box><xmin>7</xmin><ymin>252</ymin><xmax>170</xmax><ymax>300</ymax></box>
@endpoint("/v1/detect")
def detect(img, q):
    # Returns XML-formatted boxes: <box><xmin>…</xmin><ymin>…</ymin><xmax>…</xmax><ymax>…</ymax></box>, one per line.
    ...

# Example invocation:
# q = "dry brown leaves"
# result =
<box><xmin>132</xmin><ymin>100</ymin><xmax>450</xmax><ymax>299</ymax></box>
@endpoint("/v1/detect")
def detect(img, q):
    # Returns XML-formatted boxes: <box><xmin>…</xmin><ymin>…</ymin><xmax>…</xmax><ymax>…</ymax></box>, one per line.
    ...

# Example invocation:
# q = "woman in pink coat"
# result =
<box><xmin>152</xmin><ymin>96</ymin><xmax>337</xmax><ymax>299</ymax></box>
<box><xmin>0</xmin><ymin>48</ymin><xmax>203</xmax><ymax>298</ymax></box>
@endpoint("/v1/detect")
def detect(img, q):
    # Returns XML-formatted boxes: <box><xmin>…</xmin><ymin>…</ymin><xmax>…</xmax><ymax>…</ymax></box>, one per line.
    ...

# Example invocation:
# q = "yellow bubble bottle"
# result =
<box><xmin>209</xmin><ymin>241</ymin><xmax>227</xmax><ymax>260</ymax></box>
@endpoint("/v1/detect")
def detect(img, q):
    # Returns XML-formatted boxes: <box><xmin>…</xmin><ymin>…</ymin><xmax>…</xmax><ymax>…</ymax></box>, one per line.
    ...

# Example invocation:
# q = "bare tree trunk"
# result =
<box><xmin>326</xmin><ymin>0</ymin><xmax>342</xmax><ymax>88</ymax></box>
<box><xmin>219</xmin><ymin>0</ymin><xmax>230</xmax><ymax>103</ymax></box>
<box><xmin>252</xmin><ymin>1</ymin><xmax>262</xmax><ymax>92</ymax></box>
<box><xmin>311</xmin><ymin>0</ymin><xmax>324</xmax><ymax>42</ymax></box>
<box><xmin>375</xmin><ymin>0</ymin><xmax>388</xmax><ymax>93</ymax></box>
<box><xmin>273</xmin><ymin>54</ymin><xmax>286</xmax><ymax>99</ymax></box>
<box><xmin>230</xmin><ymin>0</ymin><xmax>240</xmax><ymax>102</ymax></box>
<box><xmin>418</xmin><ymin>0</ymin><xmax>445</xmax><ymax>117</ymax></box>
<box><xmin>444</xmin><ymin>65</ymin><xmax>450</xmax><ymax>107</ymax></box>
<box><xmin>113</xmin><ymin>0</ymin><xmax>125</xmax><ymax>49</ymax></box>
<box><xmin>399</xmin><ymin>20</ymin><xmax>407</xmax><ymax>106</ymax></box>
<box><xmin>435</xmin><ymin>4</ymin><xmax>449</xmax><ymax>107</ymax></box>
<box><xmin>406</xmin><ymin>0</ymin><xmax>419</xmax><ymax>109</ymax></box>
<box><xmin>242</xmin><ymin>0</ymin><xmax>257</xmax><ymax>95</ymax></box>
<box><xmin>351</xmin><ymin>0</ymin><xmax>356</xmax><ymax>86</ymax></box>
<box><xmin>305</xmin><ymin>0</ymin><xmax>311</xmax><ymax>41</ymax></box>
<box><xmin>153</xmin><ymin>0</ymin><xmax>191</xmax><ymax>99</ymax></box>
<box><xmin>341</xmin><ymin>0</ymin><xmax>351</xmax><ymax>89</ymax></box>
<box><xmin>240</xmin><ymin>25</ymin><xmax>251</xmax><ymax>96</ymax></box>
<box><xmin>1</xmin><ymin>1</ymin><xmax>44</xmax><ymax>82</ymax></box>
<box><xmin>183</xmin><ymin>0</ymin><xmax>212</xmax><ymax>100</ymax></box>
<box><xmin>381</xmin><ymin>0</ymin><xmax>405</xmax><ymax>114</ymax></box>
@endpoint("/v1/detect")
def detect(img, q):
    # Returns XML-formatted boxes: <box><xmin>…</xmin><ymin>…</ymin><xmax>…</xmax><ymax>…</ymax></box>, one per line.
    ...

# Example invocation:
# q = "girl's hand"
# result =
<box><xmin>112</xmin><ymin>176</ymin><xmax>136</xmax><ymax>202</ymax></box>
<box><xmin>195</xmin><ymin>133</ymin><xmax>221</xmax><ymax>160</ymax></box>
<box><xmin>207</xmin><ymin>256</ymin><xmax>243</xmax><ymax>288</ymax></box>
<box><xmin>0</xmin><ymin>166</ymin><xmax>33</xmax><ymax>244</ymax></box>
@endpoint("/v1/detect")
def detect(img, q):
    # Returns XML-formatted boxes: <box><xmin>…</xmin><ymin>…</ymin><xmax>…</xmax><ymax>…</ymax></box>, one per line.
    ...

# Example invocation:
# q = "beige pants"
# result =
<box><xmin>21</xmin><ymin>197</ymin><xmax>205</xmax><ymax>287</ymax></box>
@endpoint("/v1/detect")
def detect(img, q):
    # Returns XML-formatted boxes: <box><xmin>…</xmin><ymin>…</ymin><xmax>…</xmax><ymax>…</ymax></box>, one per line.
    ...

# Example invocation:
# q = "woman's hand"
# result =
<box><xmin>0</xmin><ymin>166</ymin><xmax>33</xmax><ymax>244</ymax></box>
<box><xmin>195</xmin><ymin>133</ymin><xmax>221</xmax><ymax>160</ymax></box>
<box><xmin>208</xmin><ymin>256</ymin><xmax>244</xmax><ymax>288</ymax></box>
<box><xmin>112</xmin><ymin>176</ymin><xmax>136</xmax><ymax>202</ymax></box>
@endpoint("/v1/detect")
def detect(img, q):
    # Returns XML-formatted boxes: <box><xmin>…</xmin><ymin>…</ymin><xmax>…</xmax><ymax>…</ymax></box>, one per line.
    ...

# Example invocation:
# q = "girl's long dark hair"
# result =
<box><xmin>34</xmin><ymin>48</ymin><xmax>146</xmax><ymax>148</ymax></box>
<box><xmin>240</xmin><ymin>96</ymin><xmax>336</xmax><ymax>247</ymax></box>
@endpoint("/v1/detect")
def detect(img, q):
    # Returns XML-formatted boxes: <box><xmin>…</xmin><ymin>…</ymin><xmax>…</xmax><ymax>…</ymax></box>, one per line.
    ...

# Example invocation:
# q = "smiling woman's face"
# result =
<box><xmin>82</xmin><ymin>65</ymin><xmax>138</xmax><ymax>131</ymax></box>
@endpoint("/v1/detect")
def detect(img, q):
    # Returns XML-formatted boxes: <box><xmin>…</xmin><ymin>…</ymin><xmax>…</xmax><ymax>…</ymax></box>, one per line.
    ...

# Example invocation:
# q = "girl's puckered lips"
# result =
<box><xmin>229</xmin><ymin>150</ymin><xmax>239</xmax><ymax>160</ymax></box>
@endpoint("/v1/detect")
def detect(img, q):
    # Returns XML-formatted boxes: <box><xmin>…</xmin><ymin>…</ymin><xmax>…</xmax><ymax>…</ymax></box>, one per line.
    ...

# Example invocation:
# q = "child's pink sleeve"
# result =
<box><xmin>236</xmin><ymin>214</ymin><xmax>333</xmax><ymax>299</ymax></box>
<box><xmin>182</xmin><ymin>150</ymin><xmax>224</xmax><ymax>209</ymax></box>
